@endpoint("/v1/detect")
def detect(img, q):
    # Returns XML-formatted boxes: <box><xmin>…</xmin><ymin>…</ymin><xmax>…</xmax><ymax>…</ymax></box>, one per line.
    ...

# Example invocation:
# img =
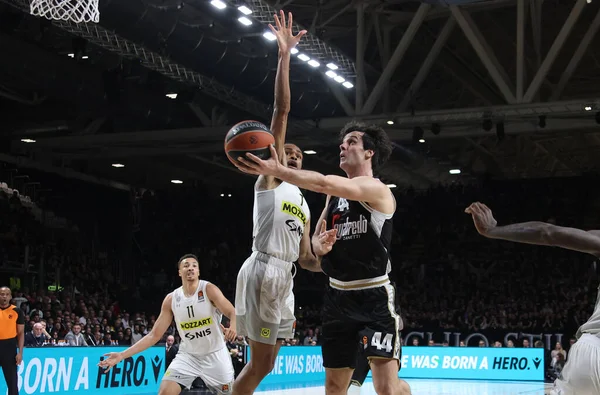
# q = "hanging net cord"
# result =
<box><xmin>30</xmin><ymin>0</ymin><xmax>99</xmax><ymax>23</ymax></box>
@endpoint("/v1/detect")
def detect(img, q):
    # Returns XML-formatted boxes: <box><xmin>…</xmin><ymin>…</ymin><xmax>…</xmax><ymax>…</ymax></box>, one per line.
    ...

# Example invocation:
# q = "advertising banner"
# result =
<box><xmin>247</xmin><ymin>346</ymin><xmax>545</xmax><ymax>386</ymax></box>
<box><xmin>0</xmin><ymin>346</ymin><xmax>164</xmax><ymax>395</ymax></box>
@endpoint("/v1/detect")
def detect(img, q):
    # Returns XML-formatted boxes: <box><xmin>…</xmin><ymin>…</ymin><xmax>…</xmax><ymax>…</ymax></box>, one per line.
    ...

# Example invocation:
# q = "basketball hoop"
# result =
<box><xmin>30</xmin><ymin>0</ymin><xmax>99</xmax><ymax>23</ymax></box>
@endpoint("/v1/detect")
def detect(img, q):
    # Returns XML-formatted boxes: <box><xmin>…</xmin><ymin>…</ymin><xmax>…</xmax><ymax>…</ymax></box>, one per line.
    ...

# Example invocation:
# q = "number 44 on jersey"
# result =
<box><xmin>370</xmin><ymin>332</ymin><xmax>393</xmax><ymax>353</ymax></box>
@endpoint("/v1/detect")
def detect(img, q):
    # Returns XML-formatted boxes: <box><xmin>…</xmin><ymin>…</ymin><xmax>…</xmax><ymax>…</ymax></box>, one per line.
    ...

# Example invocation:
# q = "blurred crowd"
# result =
<box><xmin>2</xmin><ymin>172</ymin><xmax>600</xmax><ymax>383</ymax></box>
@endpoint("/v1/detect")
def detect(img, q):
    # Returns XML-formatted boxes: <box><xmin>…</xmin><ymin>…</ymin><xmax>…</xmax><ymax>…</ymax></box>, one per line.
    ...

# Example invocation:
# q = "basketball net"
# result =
<box><xmin>30</xmin><ymin>0</ymin><xmax>99</xmax><ymax>23</ymax></box>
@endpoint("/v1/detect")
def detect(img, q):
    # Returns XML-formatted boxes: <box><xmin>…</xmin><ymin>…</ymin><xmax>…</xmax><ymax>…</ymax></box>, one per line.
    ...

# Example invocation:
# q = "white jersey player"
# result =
<box><xmin>99</xmin><ymin>254</ymin><xmax>237</xmax><ymax>395</ymax></box>
<box><xmin>465</xmin><ymin>202</ymin><xmax>600</xmax><ymax>395</ymax></box>
<box><xmin>231</xmin><ymin>11</ymin><xmax>319</xmax><ymax>395</ymax></box>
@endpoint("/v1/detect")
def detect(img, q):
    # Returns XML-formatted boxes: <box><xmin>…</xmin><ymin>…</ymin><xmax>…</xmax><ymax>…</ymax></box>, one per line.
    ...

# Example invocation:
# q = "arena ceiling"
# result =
<box><xmin>0</xmin><ymin>0</ymin><xmax>599</xmax><ymax>192</ymax></box>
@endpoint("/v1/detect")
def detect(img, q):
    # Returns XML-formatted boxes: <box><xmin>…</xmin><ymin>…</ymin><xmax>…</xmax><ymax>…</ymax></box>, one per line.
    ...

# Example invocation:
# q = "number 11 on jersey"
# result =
<box><xmin>187</xmin><ymin>305</ymin><xmax>195</xmax><ymax>318</ymax></box>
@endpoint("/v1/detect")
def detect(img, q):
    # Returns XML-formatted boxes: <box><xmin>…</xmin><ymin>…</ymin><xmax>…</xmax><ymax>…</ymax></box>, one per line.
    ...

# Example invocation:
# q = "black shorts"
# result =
<box><xmin>350</xmin><ymin>345</ymin><xmax>371</xmax><ymax>387</ymax></box>
<box><xmin>321</xmin><ymin>283</ymin><xmax>402</xmax><ymax>369</ymax></box>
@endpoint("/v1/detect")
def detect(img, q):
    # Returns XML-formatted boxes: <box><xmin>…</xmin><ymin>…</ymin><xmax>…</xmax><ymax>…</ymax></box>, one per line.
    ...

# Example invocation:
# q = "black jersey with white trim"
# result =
<box><xmin>322</xmin><ymin>196</ymin><xmax>394</xmax><ymax>282</ymax></box>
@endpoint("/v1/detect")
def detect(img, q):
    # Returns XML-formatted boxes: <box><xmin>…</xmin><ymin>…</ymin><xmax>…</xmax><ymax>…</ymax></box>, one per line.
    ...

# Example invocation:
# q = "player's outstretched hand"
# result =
<box><xmin>269</xmin><ymin>10</ymin><xmax>307</xmax><ymax>55</ymax></box>
<box><xmin>221</xmin><ymin>324</ymin><xmax>237</xmax><ymax>343</ymax></box>
<box><xmin>97</xmin><ymin>352</ymin><xmax>123</xmax><ymax>372</ymax></box>
<box><xmin>236</xmin><ymin>145</ymin><xmax>282</xmax><ymax>177</ymax></box>
<box><xmin>313</xmin><ymin>219</ymin><xmax>337</xmax><ymax>255</ymax></box>
<box><xmin>465</xmin><ymin>202</ymin><xmax>498</xmax><ymax>236</ymax></box>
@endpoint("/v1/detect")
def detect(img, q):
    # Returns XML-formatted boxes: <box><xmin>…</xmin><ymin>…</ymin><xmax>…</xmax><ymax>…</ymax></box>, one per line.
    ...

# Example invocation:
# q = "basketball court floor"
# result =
<box><xmin>159</xmin><ymin>378</ymin><xmax>552</xmax><ymax>395</ymax></box>
<box><xmin>254</xmin><ymin>380</ymin><xmax>552</xmax><ymax>395</ymax></box>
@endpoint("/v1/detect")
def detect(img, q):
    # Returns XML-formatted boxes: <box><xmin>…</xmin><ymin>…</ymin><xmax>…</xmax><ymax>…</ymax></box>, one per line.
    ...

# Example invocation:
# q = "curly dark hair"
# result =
<box><xmin>339</xmin><ymin>121</ymin><xmax>393</xmax><ymax>170</ymax></box>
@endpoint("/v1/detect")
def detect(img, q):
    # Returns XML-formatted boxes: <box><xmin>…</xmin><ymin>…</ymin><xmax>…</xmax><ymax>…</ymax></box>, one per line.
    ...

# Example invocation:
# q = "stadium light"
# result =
<box><xmin>210</xmin><ymin>0</ymin><xmax>226</xmax><ymax>9</ymax></box>
<box><xmin>238</xmin><ymin>5</ymin><xmax>252</xmax><ymax>14</ymax></box>
<box><xmin>238</xmin><ymin>17</ymin><xmax>252</xmax><ymax>26</ymax></box>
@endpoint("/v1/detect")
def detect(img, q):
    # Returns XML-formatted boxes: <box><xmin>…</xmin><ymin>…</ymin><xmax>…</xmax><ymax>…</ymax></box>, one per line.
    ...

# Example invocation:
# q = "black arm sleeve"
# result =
<box><xmin>14</xmin><ymin>308</ymin><xmax>24</xmax><ymax>325</ymax></box>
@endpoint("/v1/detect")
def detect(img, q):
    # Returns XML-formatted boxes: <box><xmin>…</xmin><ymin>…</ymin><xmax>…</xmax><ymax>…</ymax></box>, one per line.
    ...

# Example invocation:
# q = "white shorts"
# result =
<box><xmin>235</xmin><ymin>251</ymin><xmax>295</xmax><ymax>345</ymax></box>
<box><xmin>162</xmin><ymin>346</ymin><xmax>234</xmax><ymax>394</ymax></box>
<box><xmin>552</xmin><ymin>334</ymin><xmax>600</xmax><ymax>395</ymax></box>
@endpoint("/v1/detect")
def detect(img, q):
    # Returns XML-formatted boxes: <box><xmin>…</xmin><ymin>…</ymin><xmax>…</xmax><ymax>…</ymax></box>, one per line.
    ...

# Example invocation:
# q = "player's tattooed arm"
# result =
<box><xmin>466</xmin><ymin>202</ymin><xmax>600</xmax><ymax>257</ymax></box>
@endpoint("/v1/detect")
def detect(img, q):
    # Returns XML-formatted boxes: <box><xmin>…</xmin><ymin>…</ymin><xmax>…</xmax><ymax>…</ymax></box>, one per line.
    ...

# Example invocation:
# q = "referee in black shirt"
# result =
<box><xmin>0</xmin><ymin>286</ymin><xmax>24</xmax><ymax>395</ymax></box>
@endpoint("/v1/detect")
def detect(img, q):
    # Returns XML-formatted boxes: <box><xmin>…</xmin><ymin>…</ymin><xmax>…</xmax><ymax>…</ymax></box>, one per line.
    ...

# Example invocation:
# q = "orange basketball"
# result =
<box><xmin>224</xmin><ymin>120</ymin><xmax>275</xmax><ymax>166</ymax></box>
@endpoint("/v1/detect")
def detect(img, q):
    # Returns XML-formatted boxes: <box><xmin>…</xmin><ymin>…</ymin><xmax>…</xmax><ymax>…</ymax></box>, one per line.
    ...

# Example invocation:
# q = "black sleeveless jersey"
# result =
<box><xmin>321</xmin><ymin>196</ymin><xmax>394</xmax><ymax>282</ymax></box>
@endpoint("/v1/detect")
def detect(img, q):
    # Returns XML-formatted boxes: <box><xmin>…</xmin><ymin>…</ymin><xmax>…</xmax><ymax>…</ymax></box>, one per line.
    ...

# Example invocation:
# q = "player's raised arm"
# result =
<box><xmin>98</xmin><ymin>294</ymin><xmax>174</xmax><ymax>371</ymax></box>
<box><xmin>269</xmin><ymin>11</ymin><xmax>306</xmax><ymax>164</ymax></box>
<box><xmin>205</xmin><ymin>283</ymin><xmax>237</xmax><ymax>342</ymax></box>
<box><xmin>466</xmin><ymin>202</ymin><xmax>600</xmax><ymax>256</ymax></box>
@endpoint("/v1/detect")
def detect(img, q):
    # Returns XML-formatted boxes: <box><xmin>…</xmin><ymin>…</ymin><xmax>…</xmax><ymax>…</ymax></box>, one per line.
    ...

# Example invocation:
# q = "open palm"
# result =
<box><xmin>269</xmin><ymin>10</ymin><xmax>307</xmax><ymax>54</ymax></box>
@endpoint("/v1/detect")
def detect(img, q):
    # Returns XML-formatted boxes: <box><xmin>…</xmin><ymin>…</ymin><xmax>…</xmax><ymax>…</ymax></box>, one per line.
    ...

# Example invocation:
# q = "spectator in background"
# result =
<box><xmin>39</xmin><ymin>321</ymin><xmax>52</xmax><ymax>341</ymax></box>
<box><xmin>165</xmin><ymin>335</ymin><xmax>178</xmax><ymax>368</ymax></box>
<box><xmin>83</xmin><ymin>326</ymin><xmax>95</xmax><ymax>345</ymax></box>
<box><xmin>131</xmin><ymin>325</ymin><xmax>143</xmax><ymax>344</ymax></box>
<box><xmin>25</xmin><ymin>322</ymin><xmax>45</xmax><ymax>346</ymax></box>
<box><xmin>92</xmin><ymin>331</ymin><xmax>103</xmax><ymax>346</ymax></box>
<box><xmin>551</xmin><ymin>342</ymin><xmax>567</xmax><ymax>364</ymax></box>
<box><xmin>64</xmin><ymin>323</ymin><xmax>87</xmax><ymax>346</ymax></box>
<box><xmin>302</xmin><ymin>329</ymin><xmax>315</xmax><ymax>346</ymax></box>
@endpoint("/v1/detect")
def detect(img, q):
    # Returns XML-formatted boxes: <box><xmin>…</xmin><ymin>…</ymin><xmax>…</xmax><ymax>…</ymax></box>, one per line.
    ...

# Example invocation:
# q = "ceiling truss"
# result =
<box><xmin>2</xmin><ymin>0</ymin><xmax>600</xmax><ymax>190</ymax></box>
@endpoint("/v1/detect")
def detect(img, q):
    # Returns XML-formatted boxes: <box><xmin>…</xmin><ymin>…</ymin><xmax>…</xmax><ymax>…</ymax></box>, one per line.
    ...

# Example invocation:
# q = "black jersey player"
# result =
<box><xmin>235</xmin><ymin>121</ymin><xmax>411</xmax><ymax>395</ymax></box>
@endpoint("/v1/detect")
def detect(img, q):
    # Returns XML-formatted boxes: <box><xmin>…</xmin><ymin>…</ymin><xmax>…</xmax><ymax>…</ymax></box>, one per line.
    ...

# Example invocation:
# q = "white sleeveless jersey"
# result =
<box><xmin>171</xmin><ymin>280</ymin><xmax>225</xmax><ymax>355</ymax></box>
<box><xmin>252</xmin><ymin>181</ymin><xmax>310</xmax><ymax>263</ymax></box>
<box><xmin>578</xmin><ymin>283</ymin><xmax>600</xmax><ymax>338</ymax></box>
